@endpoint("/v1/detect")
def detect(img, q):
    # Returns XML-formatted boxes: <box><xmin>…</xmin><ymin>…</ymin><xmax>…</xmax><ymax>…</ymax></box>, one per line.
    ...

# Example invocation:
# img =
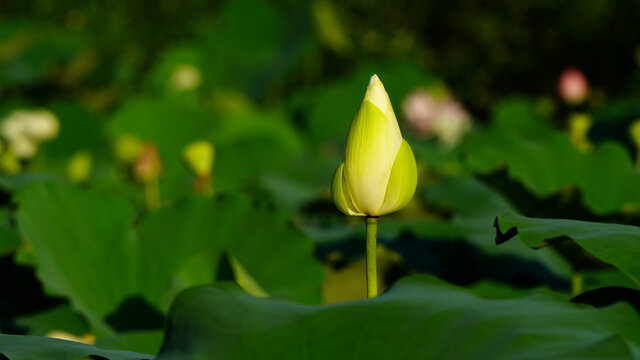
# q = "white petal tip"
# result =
<box><xmin>368</xmin><ymin>74</ymin><xmax>381</xmax><ymax>88</ymax></box>
<box><xmin>364</xmin><ymin>74</ymin><xmax>388</xmax><ymax>114</ymax></box>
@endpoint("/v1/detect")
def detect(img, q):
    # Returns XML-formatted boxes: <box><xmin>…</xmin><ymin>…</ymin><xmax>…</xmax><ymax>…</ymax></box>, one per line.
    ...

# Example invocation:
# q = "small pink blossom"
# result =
<box><xmin>558</xmin><ymin>67</ymin><xmax>589</xmax><ymax>104</ymax></box>
<box><xmin>402</xmin><ymin>89</ymin><xmax>439</xmax><ymax>138</ymax></box>
<box><xmin>402</xmin><ymin>88</ymin><xmax>472</xmax><ymax>147</ymax></box>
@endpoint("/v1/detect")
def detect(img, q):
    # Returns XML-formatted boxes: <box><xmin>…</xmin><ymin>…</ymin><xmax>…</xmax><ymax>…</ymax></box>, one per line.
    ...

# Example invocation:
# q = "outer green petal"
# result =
<box><xmin>344</xmin><ymin>102</ymin><xmax>401</xmax><ymax>215</ymax></box>
<box><xmin>375</xmin><ymin>139</ymin><xmax>418</xmax><ymax>216</ymax></box>
<box><xmin>331</xmin><ymin>162</ymin><xmax>364</xmax><ymax>216</ymax></box>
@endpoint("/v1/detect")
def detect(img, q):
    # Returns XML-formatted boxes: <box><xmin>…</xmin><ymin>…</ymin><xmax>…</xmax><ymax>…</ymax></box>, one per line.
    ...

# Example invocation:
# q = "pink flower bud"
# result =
<box><xmin>402</xmin><ymin>88</ymin><xmax>472</xmax><ymax>147</ymax></box>
<box><xmin>133</xmin><ymin>143</ymin><xmax>162</xmax><ymax>184</ymax></box>
<box><xmin>558</xmin><ymin>67</ymin><xmax>589</xmax><ymax>105</ymax></box>
<box><xmin>402</xmin><ymin>89</ymin><xmax>439</xmax><ymax>138</ymax></box>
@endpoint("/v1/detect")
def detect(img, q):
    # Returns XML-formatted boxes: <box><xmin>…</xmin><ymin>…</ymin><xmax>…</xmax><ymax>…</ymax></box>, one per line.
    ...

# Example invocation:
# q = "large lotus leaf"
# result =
<box><xmin>495</xmin><ymin>211</ymin><xmax>640</xmax><ymax>286</ymax></box>
<box><xmin>462</xmin><ymin>98</ymin><xmax>640</xmax><ymax>214</ymax></box>
<box><xmin>0</xmin><ymin>334</ymin><xmax>151</xmax><ymax>360</ymax></box>
<box><xmin>15</xmin><ymin>182</ymin><xmax>139</xmax><ymax>336</ymax></box>
<box><xmin>156</xmin><ymin>276</ymin><xmax>640</xmax><ymax>360</ymax></box>
<box><xmin>576</xmin><ymin>142</ymin><xmax>640</xmax><ymax>213</ymax></box>
<box><xmin>465</xmin><ymin>127</ymin><xmax>640</xmax><ymax>214</ymax></box>
<box><xmin>15</xmin><ymin>182</ymin><xmax>323</xmax><ymax>337</ymax></box>
<box><xmin>136</xmin><ymin>194</ymin><xmax>324</xmax><ymax>307</ymax></box>
<box><xmin>464</xmin><ymin>128</ymin><xmax>586</xmax><ymax>197</ymax></box>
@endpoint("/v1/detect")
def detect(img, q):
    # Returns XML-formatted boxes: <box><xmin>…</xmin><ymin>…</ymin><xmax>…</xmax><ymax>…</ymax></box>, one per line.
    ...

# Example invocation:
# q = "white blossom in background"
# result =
<box><xmin>0</xmin><ymin>109</ymin><xmax>59</xmax><ymax>159</ymax></box>
<box><xmin>170</xmin><ymin>64</ymin><xmax>202</xmax><ymax>92</ymax></box>
<box><xmin>21</xmin><ymin>110</ymin><xmax>59</xmax><ymax>141</ymax></box>
<box><xmin>10</xmin><ymin>135</ymin><xmax>38</xmax><ymax>159</ymax></box>
<box><xmin>433</xmin><ymin>99</ymin><xmax>472</xmax><ymax>148</ymax></box>
<box><xmin>402</xmin><ymin>88</ymin><xmax>472</xmax><ymax>147</ymax></box>
<box><xmin>558</xmin><ymin>67</ymin><xmax>589</xmax><ymax>105</ymax></box>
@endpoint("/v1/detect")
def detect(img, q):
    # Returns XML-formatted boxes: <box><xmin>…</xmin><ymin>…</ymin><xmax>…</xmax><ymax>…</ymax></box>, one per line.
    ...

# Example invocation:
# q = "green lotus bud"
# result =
<box><xmin>170</xmin><ymin>64</ymin><xmax>202</xmax><ymax>92</ymax></box>
<box><xmin>630</xmin><ymin>119</ymin><xmax>640</xmax><ymax>150</ymax></box>
<box><xmin>114</xmin><ymin>134</ymin><xmax>141</xmax><ymax>165</ymax></box>
<box><xmin>568</xmin><ymin>113</ymin><xmax>593</xmax><ymax>152</ymax></box>
<box><xmin>331</xmin><ymin>74</ymin><xmax>418</xmax><ymax>217</ymax></box>
<box><xmin>67</xmin><ymin>150</ymin><xmax>92</xmax><ymax>184</ymax></box>
<box><xmin>0</xmin><ymin>147</ymin><xmax>21</xmax><ymax>174</ymax></box>
<box><xmin>182</xmin><ymin>140</ymin><xmax>215</xmax><ymax>177</ymax></box>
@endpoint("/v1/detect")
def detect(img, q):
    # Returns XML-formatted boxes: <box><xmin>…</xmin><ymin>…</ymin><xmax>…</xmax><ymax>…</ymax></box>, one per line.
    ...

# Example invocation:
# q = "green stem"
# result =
<box><xmin>571</xmin><ymin>271</ymin><xmax>583</xmax><ymax>296</ymax></box>
<box><xmin>194</xmin><ymin>175</ymin><xmax>214</xmax><ymax>197</ymax></box>
<box><xmin>144</xmin><ymin>179</ymin><xmax>161</xmax><ymax>210</ymax></box>
<box><xmin>365</xmin><ymin>216</ymin><xmax>379</xmax><ymax>298</ymax></box>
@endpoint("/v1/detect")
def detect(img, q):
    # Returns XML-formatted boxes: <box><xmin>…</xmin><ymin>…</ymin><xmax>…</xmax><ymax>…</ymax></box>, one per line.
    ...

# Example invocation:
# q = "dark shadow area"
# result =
<box><xmin>572</xmin><ymin>286</ymin><xmax>640</xmax><ymax>315</ymax></box>
<box><xmin>106</xmin><ymin>296</ymin><xmax>164</xmax><ymax>332</ymax></box>
<box><xmin>0</xmin><ymin>255</ymin><xmax>64</xmax><ymax>334</ymax></box>
<box><xmin>316</xmin><ymin>231</ymin><xmax>569</xmax><ymax>293</ymax></box>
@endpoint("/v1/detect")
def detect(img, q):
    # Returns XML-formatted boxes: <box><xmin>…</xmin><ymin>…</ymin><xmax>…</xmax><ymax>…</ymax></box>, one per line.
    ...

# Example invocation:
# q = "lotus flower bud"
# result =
<box><xmin>170</xmin><ymin>64</ymin><xmax>202</xmax><ymax>92</ymax></box>
<box><xmin>630</xmin><ymin>120</ymin><xmax>640</xmax><ymax>150</ymax></box>
<box><xmin>568</xmin><ymin>113</ymin><xmax>593</xmax><ymax>152</ymax></box>
<box><xmin>114</xmin><ymin>134</ymin><xmax>142</xmax><ymax>165</ymax></box>
<box><xmin>133</xmin><ymin>143</ymin><xmax>162</xmax><ymax>184</ymax></box>
<box><xmin>331</xmin><ymin>75</ymin><xmax>418</xmax><ymax>217</ymax></box>
<box><xmin>558</xmin><ymin>67</ymin><xmax>589</xmax><ymax>105</ymax></box>
<box><xmin>182</xmin><ymin>140</ymin><xmax>215</xmax><ymax>177</ymax></box>
<box><xmin>67</xmin><ymin>150</ymin><xmax>92</xmax><ymax>183</ymax></box>
<box><xmin>0</xmin><ymin>147</ymin><xmax>20</xmax><ymax>174</ymax></box>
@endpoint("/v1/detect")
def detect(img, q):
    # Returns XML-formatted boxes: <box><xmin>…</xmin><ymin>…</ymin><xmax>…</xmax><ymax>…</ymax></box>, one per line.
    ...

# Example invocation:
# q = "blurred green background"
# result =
<box><xmin>2</xmin><ymin>0</ymin><xmax>640</xmax><ymax>357</ymax></box>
